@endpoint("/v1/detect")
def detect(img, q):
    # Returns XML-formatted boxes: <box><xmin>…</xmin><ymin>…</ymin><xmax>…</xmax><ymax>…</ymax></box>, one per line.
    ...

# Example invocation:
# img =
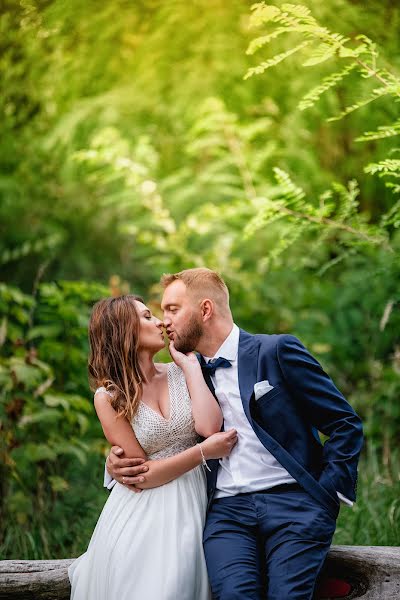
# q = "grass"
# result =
<box><xmin>334</xmin><ymin>446</ymin><xmax>400</xmax><ymax>546</ymax></box>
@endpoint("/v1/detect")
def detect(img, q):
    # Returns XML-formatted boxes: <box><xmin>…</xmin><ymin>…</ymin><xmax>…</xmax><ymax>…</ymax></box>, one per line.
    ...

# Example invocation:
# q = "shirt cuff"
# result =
<box><xmin>104</xmin><ymin>462</ymin><xmax>116</xmax><ymax>490</ymax></box>
<box><xmin>337</xmin><ymin>491</ymin><xmax>353</xmax><ymax>507</ymax></box>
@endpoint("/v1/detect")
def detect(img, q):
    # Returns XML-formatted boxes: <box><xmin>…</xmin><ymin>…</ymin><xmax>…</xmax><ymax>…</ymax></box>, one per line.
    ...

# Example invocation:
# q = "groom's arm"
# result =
<box><xmin>277</xmin><ymin>335</ymin><xmax>363</xmax><ymax>503</ymax></box>
<box><xmin>105</xmin><ymin>447</ymin><xmax>149</xmax><ymax>491</ymax></box>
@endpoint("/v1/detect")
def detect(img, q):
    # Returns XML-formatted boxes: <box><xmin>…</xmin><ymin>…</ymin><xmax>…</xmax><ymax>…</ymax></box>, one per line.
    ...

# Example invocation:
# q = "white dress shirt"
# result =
<box><xmin>204</xmin><ymin>325</ymin><xmax>295</xmax><ymax>498</ymax></box>
<box><xmin>204</xmin><ymin>324</ymin><xmax>352</xmax><ymax>506</ymax></box>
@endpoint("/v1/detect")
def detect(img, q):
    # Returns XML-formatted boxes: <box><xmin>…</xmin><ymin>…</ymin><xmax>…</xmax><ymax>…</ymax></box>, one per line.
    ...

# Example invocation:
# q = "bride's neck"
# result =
<box><xmin>138</xmin><ymin>350</ymin><xmax>158</xmax><ymax>383</ymax></box>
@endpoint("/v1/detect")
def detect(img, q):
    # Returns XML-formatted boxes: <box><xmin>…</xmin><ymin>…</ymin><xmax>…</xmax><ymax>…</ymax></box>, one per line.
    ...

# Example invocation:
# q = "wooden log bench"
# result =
<box><xmin>1</xmin><ymin>546</ymin><xmax>399</xmax><ymax>599</ymax></box>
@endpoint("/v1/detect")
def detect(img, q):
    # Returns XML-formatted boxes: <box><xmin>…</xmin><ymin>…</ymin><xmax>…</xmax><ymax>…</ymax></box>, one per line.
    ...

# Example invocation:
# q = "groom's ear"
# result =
<box><xmin>200</xmin><ymin>298</ymin><xmax>213</xmax><ymax>321</ymax></box>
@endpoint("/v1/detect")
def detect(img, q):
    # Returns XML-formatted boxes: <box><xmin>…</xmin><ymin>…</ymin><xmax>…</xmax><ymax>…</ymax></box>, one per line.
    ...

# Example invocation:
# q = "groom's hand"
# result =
<box><xmin>106</xmin><ymin>446</ymin><xmax>149</xmax><ymax>493</ymax></box>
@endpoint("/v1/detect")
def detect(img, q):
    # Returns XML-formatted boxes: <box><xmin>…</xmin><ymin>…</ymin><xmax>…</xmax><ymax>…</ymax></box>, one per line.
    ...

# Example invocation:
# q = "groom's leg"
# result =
<box><xmin>256</xmin><ymin>487</ymin><xmax>337</xmax><ymax>600</ymax></box>
<box><xmin>203</xmin><ymin>495</ymin><xmax>264</xmax><ymax>600</ymax></box>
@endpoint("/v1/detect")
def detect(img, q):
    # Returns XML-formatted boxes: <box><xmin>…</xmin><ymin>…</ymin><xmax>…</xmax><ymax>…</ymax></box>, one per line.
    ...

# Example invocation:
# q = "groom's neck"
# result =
<box><xmin>196</xmin><ymin>319</ymin><xmax>234</xmax><ymax>357</ymax></box>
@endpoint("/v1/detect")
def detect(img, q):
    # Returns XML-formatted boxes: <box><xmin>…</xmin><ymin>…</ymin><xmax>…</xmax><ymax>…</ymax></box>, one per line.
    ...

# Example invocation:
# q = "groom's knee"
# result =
<box><xmin>208</xmin><ymin>569</ymin><xmax>262</xmax><ymax>600</ymax></box>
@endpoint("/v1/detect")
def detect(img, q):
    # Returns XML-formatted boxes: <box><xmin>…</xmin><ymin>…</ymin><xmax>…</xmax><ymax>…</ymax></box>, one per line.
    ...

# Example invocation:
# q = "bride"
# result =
<box><xmin>68</xmin><ymin>294</ymin><xmax>237</xmax><ymax>600</ymax></box>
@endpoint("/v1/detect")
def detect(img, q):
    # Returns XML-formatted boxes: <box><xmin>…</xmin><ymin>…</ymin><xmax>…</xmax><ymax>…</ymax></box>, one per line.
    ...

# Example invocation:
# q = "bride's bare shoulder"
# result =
<box><xmin>154</xmin><ymin>362</ymin><xmax>172</xmax><ymax>372</ymax></box>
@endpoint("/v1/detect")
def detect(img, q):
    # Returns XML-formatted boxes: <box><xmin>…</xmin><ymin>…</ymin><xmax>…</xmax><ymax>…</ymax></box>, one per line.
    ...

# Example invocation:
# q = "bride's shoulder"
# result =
<box><xmin>155</xmin><ymin>361</ymin><xmax>185</xmax><ymax>380</ymax></box>
<box><xmin>154</xmin><ymin>361</ymin><xmax>176</xmax><ymax>373</ymax></box>
<box><xmin>94</xmin><ymin>386</ymin><xmax>114</xmax><ymax>399</ymax></box>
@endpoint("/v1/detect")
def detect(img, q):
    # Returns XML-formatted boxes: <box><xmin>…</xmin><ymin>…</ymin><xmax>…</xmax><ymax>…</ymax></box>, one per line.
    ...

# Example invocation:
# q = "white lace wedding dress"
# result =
<box><xmin>68</xmin><ymin>363</ymin><xmax>211</xmax><ymax>600</ymax></box>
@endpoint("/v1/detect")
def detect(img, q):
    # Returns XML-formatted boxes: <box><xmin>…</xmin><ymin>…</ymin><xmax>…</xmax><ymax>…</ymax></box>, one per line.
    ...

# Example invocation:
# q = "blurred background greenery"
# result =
<box><xmin>0</xmin><ymin>0</ymin><xmax>399</xmax><ymax>558</ymax></box>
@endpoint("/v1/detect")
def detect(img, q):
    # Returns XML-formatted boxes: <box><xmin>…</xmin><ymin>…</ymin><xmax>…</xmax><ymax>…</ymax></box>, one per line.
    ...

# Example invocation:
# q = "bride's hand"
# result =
<box><xmin>169</xmin><ymin>341</ymin><xmax>199</xmax><ymax>372</ymax></box>
<box><xmin>200</xmin><ymin>429</ymin><xmax>238</xmax><ymax>459</ymax></box>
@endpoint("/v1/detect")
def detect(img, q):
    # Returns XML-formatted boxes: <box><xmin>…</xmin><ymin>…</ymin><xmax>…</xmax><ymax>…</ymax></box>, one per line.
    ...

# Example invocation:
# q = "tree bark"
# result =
<box><xmin>0</xmin><ymin>546</ymin><xmax>399</xmax><ymax>599</ymax></box>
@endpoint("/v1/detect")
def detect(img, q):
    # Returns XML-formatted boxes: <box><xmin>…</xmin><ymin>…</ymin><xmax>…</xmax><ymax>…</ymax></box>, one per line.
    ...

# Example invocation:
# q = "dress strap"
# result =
<box><xmin>94</xmin><ymin>386</ymin><xmax>113</xmax><ymax>398</ymax></box>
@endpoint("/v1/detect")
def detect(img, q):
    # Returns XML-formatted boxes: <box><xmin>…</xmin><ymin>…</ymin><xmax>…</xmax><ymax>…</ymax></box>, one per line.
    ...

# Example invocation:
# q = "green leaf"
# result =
<box><xmin>9</xmin><ymin>358</ymin><xmax>43</xmax><ymax>388</ymax></box>
<box><xmin>16</xmin><ymin>443</ymin><xmax>57</xmax><ymax>462</ymax></box>
<box><xmin>48</xmin><ymin>475</ymin><xmax>69</xmax><ymax>492</ymax></box>
<box><xmin>26</xmin><ymin>325</ymin><xmax>63</xmax><ymax>341</ymax></box>
<box><xmin>19</xmin><ymin>409</ymin><xmax>63</xmax><ymax>427</ymax></box>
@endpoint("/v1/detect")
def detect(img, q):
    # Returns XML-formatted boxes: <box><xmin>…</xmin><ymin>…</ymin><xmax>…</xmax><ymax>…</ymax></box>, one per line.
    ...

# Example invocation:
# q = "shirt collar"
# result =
<box><xmin>204</xmin><ymin>324</ymin><xmax>239</xmax><ymax>362</ymax></box>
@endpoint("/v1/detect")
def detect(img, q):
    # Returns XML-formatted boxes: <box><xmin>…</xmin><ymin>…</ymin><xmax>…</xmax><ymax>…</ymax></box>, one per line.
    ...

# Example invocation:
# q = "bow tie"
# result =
<box><xmin>201</xmin><ymin>356</ymin><xmax>232</xmax><ymax>376</ymax></box>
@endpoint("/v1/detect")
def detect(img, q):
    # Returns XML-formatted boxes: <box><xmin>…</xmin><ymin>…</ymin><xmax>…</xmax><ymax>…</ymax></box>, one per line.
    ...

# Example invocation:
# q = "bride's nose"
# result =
<box><xmin>155</xmin><ymin>318</ymin><xmax>164</xmax><ymax>329</ymax></box>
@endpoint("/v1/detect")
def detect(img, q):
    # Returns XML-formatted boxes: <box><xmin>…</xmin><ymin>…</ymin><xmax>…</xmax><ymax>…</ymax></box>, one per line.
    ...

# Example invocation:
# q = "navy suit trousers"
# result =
<box><xmin>203</xmin><ymin>484</ymin><xmax>338</xmax><ymax>600</ymax></box>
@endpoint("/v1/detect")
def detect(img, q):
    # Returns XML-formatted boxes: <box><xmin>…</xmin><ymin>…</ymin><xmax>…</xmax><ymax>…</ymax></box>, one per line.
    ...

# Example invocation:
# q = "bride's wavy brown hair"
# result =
<box><xmin>88</xmin><ymin>295</ymin><xmax>145</xmax><ymax>421</ymax></box>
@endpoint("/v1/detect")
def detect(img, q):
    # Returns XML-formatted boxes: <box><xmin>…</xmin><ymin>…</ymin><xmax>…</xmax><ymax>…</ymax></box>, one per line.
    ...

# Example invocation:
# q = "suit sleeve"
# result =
<box><xmin>277</xmin><ymin>334</ymin><xmax>363</xmax><ymax>502</ymax></box>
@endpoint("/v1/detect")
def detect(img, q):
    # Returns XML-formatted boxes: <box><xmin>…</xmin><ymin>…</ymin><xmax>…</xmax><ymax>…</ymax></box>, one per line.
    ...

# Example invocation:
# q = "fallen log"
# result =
<box><xmin>315</xmin><ymin>546</ymin><xmax>400</xmax><ymax>599</ymax></box>
<box><xmin>0</xmin><ymin>546</ymin><xmax>399</xmax><ymax>599</ymax></box>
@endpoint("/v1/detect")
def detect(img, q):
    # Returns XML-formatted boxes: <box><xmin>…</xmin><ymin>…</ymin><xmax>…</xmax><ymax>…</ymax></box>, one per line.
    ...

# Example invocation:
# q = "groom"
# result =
<box><xmin>106</xmin><ymin>267</ymin><xmax>363</xmax><ymax>599</ymax></box>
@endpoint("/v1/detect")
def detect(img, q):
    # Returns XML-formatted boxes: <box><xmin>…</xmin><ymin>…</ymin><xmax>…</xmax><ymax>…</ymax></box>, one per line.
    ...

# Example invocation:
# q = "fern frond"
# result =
<box><xmin>273</xmin><ymin>167</ymin><xmax>307</xmax><ymax>209</ymax></box>
<box><xmin>331</xmin><ymin>180</ymin><xmax>359</xmax><ymax>222</ymax></box>
<box><xmin>364</xmin><ymin>159</ymin><xmax>400</xmax><ymax>176</ymax></box>
<box><xmin>301</xmin><ymin>42</ymin><xmax>338</xmax><ymax>66</ymax></box>
<box><xmin>327</xmin><ymin>85</ymin><xmax>396</xmax><ymax>121</ymax></box>
<box><xmin>281</xmin><ymin>4</ymin><xmax>313</xmax><ymax>21</ymax></box>
<box><xmin>248</xmin><ymin>3</ymin><xmax>281</xmax><ymax>28</ymax></box>
<box><xmin>244</xmin><ymin>41</ymin><xmax>310</xmax><ymax>79</ymax></box>
<box><xmin>246</xmin><ymin>27</ymin><xmax>299</xmax><ymax>54</ymax></box>
<box><xmin>356</xmin><ymin>119</ymin><xmax>400</xmax><ymax>142</ymax></box>
<box><xmin>380</xmin><ymin>200</ymin><xmax>400</xmax><ymax>227</ymax></box>
<box><xmin>299</xmin><ymin>62</ymin><xmax>357</xmax><ymax>110</ymax></box>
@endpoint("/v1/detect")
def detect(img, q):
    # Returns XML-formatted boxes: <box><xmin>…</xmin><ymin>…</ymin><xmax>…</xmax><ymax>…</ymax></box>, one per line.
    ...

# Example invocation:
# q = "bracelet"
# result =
<box><xmin>197</xmin><ymin>443</ymin><xmax>211</xmax><ymax>472</ymax></box>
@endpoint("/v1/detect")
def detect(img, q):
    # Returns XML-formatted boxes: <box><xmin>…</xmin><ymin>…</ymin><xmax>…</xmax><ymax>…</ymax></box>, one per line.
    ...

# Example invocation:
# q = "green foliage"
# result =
<box><xmin>245</xmin><ymin>1</ymin><xmax>400</xmax><ymax>246</ymax></box>
<box><xmin>0</xmin><ymin>281</ymin><xmax>108</xmax><ymax>557</ymax></box>
<box><xmin>0</xmin><ymin>0</ymin><xmax>400</xmax><ymax>557</ymax></box>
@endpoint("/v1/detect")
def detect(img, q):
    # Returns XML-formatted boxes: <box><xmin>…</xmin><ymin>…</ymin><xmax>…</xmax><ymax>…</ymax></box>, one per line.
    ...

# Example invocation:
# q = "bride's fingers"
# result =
<box><xmin>108</xmin><ymin>457</ymin><xmax>145</xmax><ymax>468</ymax></box>
<box><xmin>225</xmin><ymin>429</ymin><xmax>237</xmax><ymax>439</ymax></box>
<box><xmin>117</xmin><ymin>465</ymin><xmax>148</xmax><ymax>476</ymax></box>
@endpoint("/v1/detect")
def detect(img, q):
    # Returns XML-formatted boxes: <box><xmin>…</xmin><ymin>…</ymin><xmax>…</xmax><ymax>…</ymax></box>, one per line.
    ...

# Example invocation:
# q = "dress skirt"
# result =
<box><xmin>69</xmin><ymin>465</ymin><xmax>211</xmax><ymax>600</ymax></box>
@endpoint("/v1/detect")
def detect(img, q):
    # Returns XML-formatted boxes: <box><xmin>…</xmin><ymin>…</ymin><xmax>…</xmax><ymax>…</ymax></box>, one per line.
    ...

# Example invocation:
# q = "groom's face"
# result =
<box><xmin>161</xmin><ymin>280</ymin><xmax>204</xmax><ymax>353</ymax></box>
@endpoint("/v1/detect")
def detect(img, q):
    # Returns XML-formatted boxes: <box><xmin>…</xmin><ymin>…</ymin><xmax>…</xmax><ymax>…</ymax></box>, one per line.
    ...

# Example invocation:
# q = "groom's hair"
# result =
<box><xmin>160</xmin><ymin>268</ymin><xmax>231</xmax><ymax>315</ymax></box>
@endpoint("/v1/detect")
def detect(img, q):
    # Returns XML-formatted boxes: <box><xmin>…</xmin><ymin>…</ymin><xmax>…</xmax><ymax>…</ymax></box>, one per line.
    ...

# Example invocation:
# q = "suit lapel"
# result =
<box><xmin>238</xmin><ymin>329</ymin><xmax>260</xmax><ymax>423</ymax></box>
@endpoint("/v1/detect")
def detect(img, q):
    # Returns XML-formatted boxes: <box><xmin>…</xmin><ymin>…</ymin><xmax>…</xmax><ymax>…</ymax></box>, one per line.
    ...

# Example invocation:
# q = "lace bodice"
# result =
<box><xmin>95</xmin><ymin>363</ymin><xmax>201</xmax><ymax>459</ymax></box>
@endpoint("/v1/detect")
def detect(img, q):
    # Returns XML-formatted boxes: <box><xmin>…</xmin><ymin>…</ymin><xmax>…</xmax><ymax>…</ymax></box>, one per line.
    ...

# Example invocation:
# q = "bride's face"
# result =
<box><xmin>135</xmin><ymin>301</ymin><xmax>165</xmax><ymax>352</ymax></box>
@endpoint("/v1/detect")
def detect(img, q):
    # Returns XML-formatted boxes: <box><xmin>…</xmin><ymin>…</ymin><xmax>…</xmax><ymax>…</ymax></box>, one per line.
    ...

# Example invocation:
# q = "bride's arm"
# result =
<box><xmin>169</xmin><ymin>343</ymin><xmax>223</xmax><ymax>437</ymax></box>
<box><xmin>95</xmin><ymin>392</ymin><xmax>236</xmax><ymax>490</ymax></box>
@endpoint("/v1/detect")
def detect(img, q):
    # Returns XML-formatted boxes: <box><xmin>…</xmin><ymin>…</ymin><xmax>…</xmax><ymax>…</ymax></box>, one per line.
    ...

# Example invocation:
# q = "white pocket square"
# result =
<box><xmin>254</xmin><ymin>380</ymin><xmax>274</xmax><ymax>401</ymax></box>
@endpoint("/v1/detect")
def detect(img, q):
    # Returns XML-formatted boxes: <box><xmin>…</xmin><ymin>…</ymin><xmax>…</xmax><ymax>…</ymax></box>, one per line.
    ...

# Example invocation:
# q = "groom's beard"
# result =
<box><xmin>174</xmin><ymin>314</ymin><xmax>203</xmax><ymax>354</ymax></box>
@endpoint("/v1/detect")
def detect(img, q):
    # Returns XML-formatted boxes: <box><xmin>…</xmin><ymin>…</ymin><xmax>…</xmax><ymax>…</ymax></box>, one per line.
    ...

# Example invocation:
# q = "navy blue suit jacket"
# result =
<box><xmin>202</xmin><ymin>329</ymin><xmax>363</xmax><ymax>519</ymax></box>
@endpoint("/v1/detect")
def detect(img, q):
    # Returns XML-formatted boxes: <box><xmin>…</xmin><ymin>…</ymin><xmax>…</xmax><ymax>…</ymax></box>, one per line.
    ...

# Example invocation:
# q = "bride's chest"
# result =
<box><xmin>132</xmin><ymin>396</ymin><xmax>196</xmax><ymax>454</ymax></box>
